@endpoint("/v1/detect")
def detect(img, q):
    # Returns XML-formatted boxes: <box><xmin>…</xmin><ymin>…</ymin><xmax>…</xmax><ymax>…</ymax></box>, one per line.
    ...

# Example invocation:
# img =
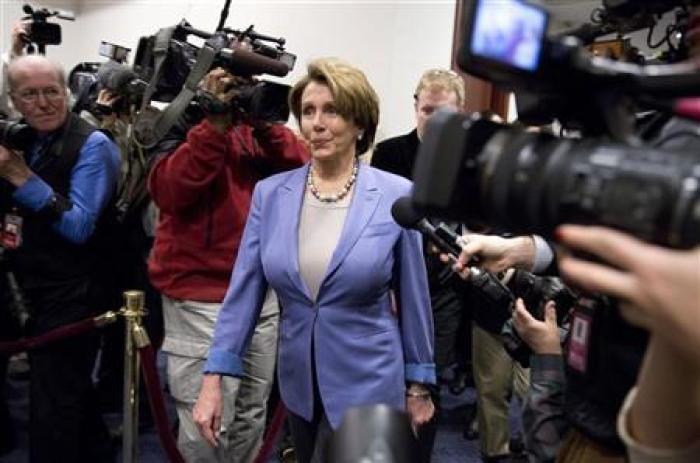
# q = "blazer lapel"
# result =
<box><xmin>279</xmin><ymin>164</ymin><xmax>313</xmax><ymax>302</ymax></box>
<box><xmin>322</xmin><ymin>164</ymin><xmax>381</xmax><ymax>284</ymax></box>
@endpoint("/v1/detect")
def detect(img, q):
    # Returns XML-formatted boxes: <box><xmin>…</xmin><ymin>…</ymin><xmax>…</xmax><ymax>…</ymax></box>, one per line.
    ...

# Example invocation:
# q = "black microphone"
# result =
<box><xmin>391</xmin><ymin>196</ymin><xmax>463</xmax><ymax>259</ymax></box>
<box><xmin>392</xmin><ymin>197</ymin><xmax>514</xmax><ymax>325</ymax></box>
<box><xmin>219</xmin><ymin>48</ymin><xmax>291</xmax><ymax>77</ymax></box>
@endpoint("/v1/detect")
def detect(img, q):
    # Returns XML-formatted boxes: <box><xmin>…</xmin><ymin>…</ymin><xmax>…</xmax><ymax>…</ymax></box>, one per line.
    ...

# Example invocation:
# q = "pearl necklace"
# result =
<box><xmin>307</xmin><ymin>160</ymin><xmax>359</xmax><ymax>203</ymax></box>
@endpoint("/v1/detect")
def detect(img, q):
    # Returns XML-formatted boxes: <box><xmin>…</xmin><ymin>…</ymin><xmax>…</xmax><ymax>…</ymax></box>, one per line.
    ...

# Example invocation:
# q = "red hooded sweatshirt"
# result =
<box><xmin>148</xmin><ymin>119</ymin><xmax>309</xmax><ymax>302</ymax></box>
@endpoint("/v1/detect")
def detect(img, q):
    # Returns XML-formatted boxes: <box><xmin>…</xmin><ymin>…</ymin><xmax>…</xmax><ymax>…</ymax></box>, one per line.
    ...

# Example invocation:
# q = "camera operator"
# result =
<box><xmin>416</xmin><ymin>1</ymin><xmax>700</xmax><ymax>461</ymax></box>
<box><xmin>74</xmin><ymin>61</ymin><xmax>166</xmax><ymax>415</ymax></box>
<box><xmin>450</xmin><ymin>232</ymin><xmax>649</xmax><ymax>463</ymax></box>
<box><xmin>148</xmin><ymin>66</ymin><xmax>308</xmax><ymax>462</ymax></box>
<box><xmin>511</xmin><ymin>297</ymin><xmax>568</xmax><ymax>463</ymax></box>
<box><xmin>0</xmin><ymin>54</ymin><xmax>119</xmax><ymax>462</ymax></box>
<box><xmin>511</xmin><ymin>225</ymin><xmax>700</xmax><ymax>463</ymax></box>
<box><xmin>557</xmin><ymin>225</ymin><xmax>700</xmax><ymax>462</ymax></box>
<box><xmin>446</xmin><ymin>232</ymin><xmax>555</xmax><ymax>460</ymax></box>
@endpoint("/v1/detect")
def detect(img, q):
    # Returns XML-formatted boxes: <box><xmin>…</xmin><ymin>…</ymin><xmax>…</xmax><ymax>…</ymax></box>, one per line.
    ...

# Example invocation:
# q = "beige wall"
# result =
<box><xmin>0</xmin><ymin>0</ymin><xmax>456</xmax><ymax>142</ymax></box>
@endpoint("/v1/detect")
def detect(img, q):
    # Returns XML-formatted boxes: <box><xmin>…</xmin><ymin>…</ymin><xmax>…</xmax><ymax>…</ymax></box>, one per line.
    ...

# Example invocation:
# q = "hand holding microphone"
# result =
<box><xmin>391</xmin><ymin>196</ymin><xmax>490</xmax><ymax>281</ymax></box>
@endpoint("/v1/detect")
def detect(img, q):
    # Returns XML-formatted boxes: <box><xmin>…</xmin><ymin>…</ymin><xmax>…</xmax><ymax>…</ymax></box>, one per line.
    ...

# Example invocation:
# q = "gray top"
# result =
<box><xmin>298</xmin><ymin>187</ymin><xmax>353</xmax><ymax>301</ymax></box>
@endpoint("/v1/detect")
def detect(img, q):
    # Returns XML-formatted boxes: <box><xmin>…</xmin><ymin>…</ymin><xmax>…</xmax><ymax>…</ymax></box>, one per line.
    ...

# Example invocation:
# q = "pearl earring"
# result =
<box><xmin>357</xmin><ymin>130</ymin><xmax>364</xmax><ymax>140</ymax></box>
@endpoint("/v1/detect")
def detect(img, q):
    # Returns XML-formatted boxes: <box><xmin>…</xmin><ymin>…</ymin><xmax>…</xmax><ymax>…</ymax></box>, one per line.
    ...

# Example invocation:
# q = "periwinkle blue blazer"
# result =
<box><xmin>205</xmin><ymin>163</ymin><xmax>435</xmax><ymax>428</ymax></box>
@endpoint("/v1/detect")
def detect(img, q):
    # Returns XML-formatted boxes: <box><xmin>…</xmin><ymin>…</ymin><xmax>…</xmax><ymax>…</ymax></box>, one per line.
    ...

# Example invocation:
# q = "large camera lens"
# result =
<box><xmin>412</xmin><ymin>111</ymin><xmax>700</xmax><ymax>249</ymax></box>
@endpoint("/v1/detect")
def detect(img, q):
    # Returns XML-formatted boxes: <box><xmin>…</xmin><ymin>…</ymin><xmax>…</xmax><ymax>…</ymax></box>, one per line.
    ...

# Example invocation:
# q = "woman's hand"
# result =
<box><xmin>192</xmin><ymin>374</ymin><xmax>223</xmax><ymax>447</ymax></box>
<box><xmin>405</xmin><ymin>384</ymin><xmax>435</xmax><ymax>431</ymax></box>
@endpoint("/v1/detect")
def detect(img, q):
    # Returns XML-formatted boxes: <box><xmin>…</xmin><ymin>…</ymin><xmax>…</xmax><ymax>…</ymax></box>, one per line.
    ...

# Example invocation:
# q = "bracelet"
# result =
<box><xmin>405</xmin><ymin>390</ymin><xmax>430</xmax><ymax>399</ymax></box>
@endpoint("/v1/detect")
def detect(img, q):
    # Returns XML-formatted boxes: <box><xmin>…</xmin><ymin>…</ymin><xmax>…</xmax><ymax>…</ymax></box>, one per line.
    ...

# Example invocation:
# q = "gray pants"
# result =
<box><xmin>162</xmin><ymin>289</ymin><xmax>279</xmax><ymax>463</ymax></box>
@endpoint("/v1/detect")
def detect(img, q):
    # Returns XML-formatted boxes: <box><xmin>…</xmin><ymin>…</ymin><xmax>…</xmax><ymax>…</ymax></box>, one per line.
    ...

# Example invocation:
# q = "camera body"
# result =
<box><xmin>0</xmin><ymin>120</ymin><xmax>35</xmax><ymax>152</ymax></box>
<box><xmin>70</xmin><ymin>58</ymin><xmax>148</xmax><ymax>119</ymax></box>
<box><xmin>500</xmin><ymin>270</ymin><xmax>578</xmax><ymax>367</ymax></box>
<box><xmin>28</xmin><ymin>21</ymin><xmax>60</xmax><ymax>47</ymax></box>
<box><xmin>411</xmin><ymin>0</ymin><xmax>700</xmax><ymax>249</ymax></box>
<box><xmin>468</xmin><ymin>267</ymin><xmax>575</xmax><ymax>364</ymax></box>
<box><xmin>98</xmin><ymin>63</ymin><xmax>148</xmax><ymax>114</ymax></box>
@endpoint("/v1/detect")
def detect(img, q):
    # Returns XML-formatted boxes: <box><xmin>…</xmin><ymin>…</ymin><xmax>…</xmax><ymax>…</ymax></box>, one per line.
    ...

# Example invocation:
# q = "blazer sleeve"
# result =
<box><xmin>394</xmin><ymin>225</ymin><xmax>437</xmax><ymax>385</ymax></box>
<box><xmin>204</xmin><ymin>182</ymin><xmax>269</xmax><ymax>376</ymax></box>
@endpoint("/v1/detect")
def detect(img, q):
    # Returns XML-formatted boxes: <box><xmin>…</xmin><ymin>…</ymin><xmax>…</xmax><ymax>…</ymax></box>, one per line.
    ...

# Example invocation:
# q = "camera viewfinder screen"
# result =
<box><xmin>470</xmin><ymin>0</ymin><xmax>547</xmax><ymax>72</ymax></box>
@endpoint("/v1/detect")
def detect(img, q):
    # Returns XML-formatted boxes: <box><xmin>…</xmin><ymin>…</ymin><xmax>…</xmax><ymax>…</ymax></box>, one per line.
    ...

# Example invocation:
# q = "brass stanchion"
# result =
<box><xmin>121</xmin><ymin>290</ymin><xmax>149</xmax><ymax>463</ymax></box>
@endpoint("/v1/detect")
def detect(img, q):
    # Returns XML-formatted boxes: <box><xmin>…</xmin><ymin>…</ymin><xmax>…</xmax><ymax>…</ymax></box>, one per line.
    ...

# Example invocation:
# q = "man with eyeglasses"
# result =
<box><xmin>0</xmin><ymin>54</ymin><xmax>120</xmax><ymax>462</ymax></box>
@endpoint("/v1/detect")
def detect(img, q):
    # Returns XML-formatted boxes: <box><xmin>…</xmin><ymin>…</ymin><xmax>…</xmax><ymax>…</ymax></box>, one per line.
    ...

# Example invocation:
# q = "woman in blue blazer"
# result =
<box><xmin>194</xmin><ymin>58</ymin><xmax>436</xmax><ymax>462</ymax></box>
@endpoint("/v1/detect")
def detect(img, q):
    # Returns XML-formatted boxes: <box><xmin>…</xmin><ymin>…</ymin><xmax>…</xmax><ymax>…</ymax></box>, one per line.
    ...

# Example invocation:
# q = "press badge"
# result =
<box><xmin>567</xmin><ymin>311</ymin><xmax>592</xmax><ymax>374</ymax></box>
<box><xmin>2</xmin><ymin>210</ymin><xmax>23</xmax><ymax>249</ymax></box>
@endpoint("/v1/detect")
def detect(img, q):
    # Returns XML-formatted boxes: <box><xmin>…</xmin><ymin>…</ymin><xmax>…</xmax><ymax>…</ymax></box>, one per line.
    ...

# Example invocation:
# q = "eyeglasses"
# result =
<box><xmin>12</xmin><ymin>87</ymin><xmax>65</xmax><ymax>104</ymax></box>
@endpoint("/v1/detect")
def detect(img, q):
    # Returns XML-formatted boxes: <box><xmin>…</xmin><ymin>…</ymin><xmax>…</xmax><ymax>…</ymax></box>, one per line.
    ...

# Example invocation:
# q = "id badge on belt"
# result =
<box><xmin>2</xmin><ymin>210</ymin><xmax>23</xmax><ymax>249</ymax></box>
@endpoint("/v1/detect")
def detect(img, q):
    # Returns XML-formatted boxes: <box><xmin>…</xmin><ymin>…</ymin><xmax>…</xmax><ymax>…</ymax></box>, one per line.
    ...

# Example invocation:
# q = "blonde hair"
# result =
<box><xmin>289</xmin><ymin>57</ymin><xmax>379</xmax><ymax>155</ymax></box>
<box><xmin>414</xmin><ymin>68</ymin><xmax>465</xmax><ymax>107</ymax></box>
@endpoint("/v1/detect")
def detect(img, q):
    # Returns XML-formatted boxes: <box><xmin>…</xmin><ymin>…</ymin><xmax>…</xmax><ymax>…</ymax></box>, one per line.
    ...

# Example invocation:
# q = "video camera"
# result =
<box><xmin>21</xmin><ymin>3</ymin><xmax>75</xmax><ymax>54</ymax></box>
<box><xmin>133</xmin><ymin>19</ymin><xmax>296</xmax><ymax>122</ymax></box>
<box><xmin>499</xmin><ymin>270</ymin><xmax>577</xmax><ymax>366</ymax></box>
<box><xmin>69</xmin><ymin>42</ymin><xmax>147</xmax><ymax>118</ymax></box>
<box><xmin>390</xmin><ymin>194</ymin><xmax>575</xmax><ymax>358</ymax></box>
<box><xmin>464</xmin><ymin>265</ymin><xmax>576</xmax><ymax>366</ymax></box>
<box><xmin>411</xmin><ymin>0</ymin><xmax>700</xmax><ymax>249</ymax></box>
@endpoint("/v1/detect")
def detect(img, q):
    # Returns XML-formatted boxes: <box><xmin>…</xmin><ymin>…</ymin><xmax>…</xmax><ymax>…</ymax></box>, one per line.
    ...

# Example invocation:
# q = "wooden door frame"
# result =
<box><xmin>451</xmin><ymin>0</ymin><xmax>510</xmax><ymax>118</ymax></box>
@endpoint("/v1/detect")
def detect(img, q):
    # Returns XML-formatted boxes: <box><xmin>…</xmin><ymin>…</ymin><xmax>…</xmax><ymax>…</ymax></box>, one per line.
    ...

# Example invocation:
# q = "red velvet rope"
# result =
<box><xmin>0</xmin><ymin>317</ymin><xmax>98</xmax><ymax>354</ymax></box>
<box><xmin>139</xmin><ymin>342</ymin><xmax>288</xmax><ymax>463</ymax></box>
<box><xmin>137</xmin><ymin>343</ymin><xmax>185</xmax><ymax>463</ymax></box>
<box><xmin>0</xmin><ymin>315</ymin><xmax>289</xmax><ymax>463</ymax></box>
<box><xmin>254</xmin><ymin>401</ymin><xmax>288</xmax><ymax>463</ymax></box>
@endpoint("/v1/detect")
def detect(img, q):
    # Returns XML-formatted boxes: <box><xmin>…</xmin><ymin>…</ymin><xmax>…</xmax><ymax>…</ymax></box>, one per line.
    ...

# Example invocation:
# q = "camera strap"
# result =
<box><xmin>139</xmin><ymin>27</ymin><xmax>175</xmax><ymax>112</ymax></box>
<box><xmin>135</xmin><ymin>30</ymin><xmax>224</xmax><ymax>148</ymax></box>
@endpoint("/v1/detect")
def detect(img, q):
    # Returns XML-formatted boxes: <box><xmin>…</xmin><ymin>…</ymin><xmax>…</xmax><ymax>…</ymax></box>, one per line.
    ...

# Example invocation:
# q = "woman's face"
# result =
<box><xmin>299</xmin><ymin>81</ymin><xmax>360</xmax><ymax>163</ymax></box>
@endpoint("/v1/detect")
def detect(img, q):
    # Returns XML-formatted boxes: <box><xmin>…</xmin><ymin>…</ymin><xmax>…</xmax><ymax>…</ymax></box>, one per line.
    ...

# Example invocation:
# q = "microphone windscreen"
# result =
<box><xmin>220</xmin><ymin>48</ymin><xmax>291</xmax><ymax>77</ymax></box>
<box><xmin>97</xmin><ymin>62</ymin><xmax>136</xmax><ymax>91</ymax></box>
<box><xmin>391</xmin><ymin>196</ymin><xmax>422</xmax><ymax>229</ymax></box>
<box><xmin>107</xmin><ymin>69</ymin><xmax>138</xmax><ymax>91</ymax></box>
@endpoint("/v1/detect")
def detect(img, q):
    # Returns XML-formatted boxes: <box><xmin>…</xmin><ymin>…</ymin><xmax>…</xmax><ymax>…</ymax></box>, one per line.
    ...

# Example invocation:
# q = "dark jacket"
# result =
<box><xmin>371</xmin><ymin>129</ymin><xmax>468</xmax><ymax>369</ymax></box>
<box><xmin>370</xmin><ymin>129</ymin><xmax>420</xmax><ymax>180</ymax></box>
